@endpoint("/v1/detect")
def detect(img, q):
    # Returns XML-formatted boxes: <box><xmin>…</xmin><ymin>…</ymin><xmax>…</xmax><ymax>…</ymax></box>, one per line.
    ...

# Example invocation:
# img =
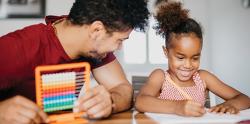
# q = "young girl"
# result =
<box><xmin>135</xmin><ymin>2</ymin><xmax>250</xmax><ymax>117</ymax></box>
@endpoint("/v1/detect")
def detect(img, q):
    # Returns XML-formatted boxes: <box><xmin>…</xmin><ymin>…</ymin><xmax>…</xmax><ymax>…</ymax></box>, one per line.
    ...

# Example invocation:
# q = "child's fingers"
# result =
<box><xmin>191</xmin><ymin>111</ymin><xmax>203</xmax><ymax>117</ymax></box>
<box><xmin>234</xmin><ymin>108</ymin><xmax>239</xmax><ymax>114</ymax></box>
<box><xmin>226</xmin><ymin>108</ymin><xmax>234</xmax><ymax>114</ymax></box>
<box><xmin>207</xmin><ymin>107</ymin><xmax>213</xmax><ymax>112</ymax></box>
<box><xmin>209</xmin><ymin>105</ymin><xmax>239</xmax><ymax>115</ymax></box>
<box><xmin>223</xmin><ymin>106</ymin><xmax>237</xmax><ymax>114</ymax></box>
<box><xmin>187</xmin><ymin>102</ymin><xmax>205</xmax><ymax>116</ymax></box>
<box><xmin>192</xmin><ymin>104</ymin><xmax>205</xmax><ymax>114</ymax></box>
<box><xmin>219</xmin><ymin>107</ymin><xmax>227</xmax><ymax>113</ymax></box>
<box><xmin>210</xmin><ymin>106</ymin><xmax>221</xmax><ymax>113</ymax></box>
<box><xmin>195</xmin><ymin>109</ymin><xmax>206</xmax><ymax>116</ymax></box>
<box><xmin>208</xmin><ymin>105</ymin><xmax>219</xmax><ymax>112</ymax></box>
<box><xmin>227</xmin><ymin>107</ymin><xmax>239</xmax><ymax>114</ymax></box>
<box><xmin>189</xmin><ymin>108</ymin><xmax>205</xmax><ymax>117</ymax></box>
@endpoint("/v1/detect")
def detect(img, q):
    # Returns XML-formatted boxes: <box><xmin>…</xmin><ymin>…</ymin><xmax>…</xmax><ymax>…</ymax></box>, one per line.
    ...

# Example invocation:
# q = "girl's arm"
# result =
<box><xmin>200</xmin><ymin>70</ymin><xmax>250</xmax><ymax>113</ymax></box>
<box><xmin>135</xmin><ymin>69</ymin><xmax>205</xmax><ymax>116</ymax></box>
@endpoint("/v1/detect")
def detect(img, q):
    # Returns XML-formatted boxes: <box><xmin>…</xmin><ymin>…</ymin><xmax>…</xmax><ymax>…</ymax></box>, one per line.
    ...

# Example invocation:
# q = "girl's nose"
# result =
<box><xmin>184</xmin><ymin>60</ymin><xmax>192</xmax><ymax>68</ymax></box>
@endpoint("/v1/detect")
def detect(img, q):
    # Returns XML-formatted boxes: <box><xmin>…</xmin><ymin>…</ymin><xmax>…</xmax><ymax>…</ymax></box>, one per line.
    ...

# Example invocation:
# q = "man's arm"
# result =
<box><xmin>92</xmin><ymin>59</ymin><xmax>133</xmax><ymax>113</ymax></box>
<box><xmin>75</xmin><ymin>59</ymin><xmax>133</xmax><ymax>118</ymax></box>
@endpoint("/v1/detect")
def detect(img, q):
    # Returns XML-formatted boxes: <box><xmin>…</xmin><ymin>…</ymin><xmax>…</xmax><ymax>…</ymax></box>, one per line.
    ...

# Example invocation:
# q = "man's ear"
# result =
<box><xmin>89</xmin><ymin>21</ymin><xmax>105</xmax><ymax>39</ymax></box>
<box><xmin>162</xmin><ymin>46</ymin><xmax>169</xmax><ymax>58</ymax></box>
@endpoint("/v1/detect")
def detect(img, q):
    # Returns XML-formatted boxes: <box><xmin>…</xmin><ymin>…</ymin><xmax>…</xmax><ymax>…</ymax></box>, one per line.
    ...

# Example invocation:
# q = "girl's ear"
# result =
<box><xmin>162</xmin><ymin>46</ymin><xmax>168</xmax><ymax>58</ymax></box>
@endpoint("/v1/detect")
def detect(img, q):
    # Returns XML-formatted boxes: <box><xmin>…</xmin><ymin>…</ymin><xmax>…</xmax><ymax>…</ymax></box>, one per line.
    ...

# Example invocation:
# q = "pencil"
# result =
<box><xmin>166</xmin><ymin>75</ymin><xmax>193</xmax><ymax>100</ymax></box>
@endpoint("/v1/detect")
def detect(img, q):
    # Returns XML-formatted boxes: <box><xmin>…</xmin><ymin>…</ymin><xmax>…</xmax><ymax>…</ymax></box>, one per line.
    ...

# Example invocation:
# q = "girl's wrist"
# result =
<box><xmin>171</xmin><ymin>100</ymin><xmax>183</xmax><ymax>115</ymax></box>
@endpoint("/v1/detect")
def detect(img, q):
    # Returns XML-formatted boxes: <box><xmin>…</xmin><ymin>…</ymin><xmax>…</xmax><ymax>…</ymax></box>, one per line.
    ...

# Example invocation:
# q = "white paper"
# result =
<box><xmin>145</xmin><ymin>109</ymin><xmax>250</xmax><ymax>124</ymax></box>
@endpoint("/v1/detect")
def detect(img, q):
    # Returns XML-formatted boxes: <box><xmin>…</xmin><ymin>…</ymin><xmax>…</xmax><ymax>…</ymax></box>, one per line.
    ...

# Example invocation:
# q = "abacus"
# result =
<box><xmin>35</xmin><ymin>62</ymin><xmax>90</xmax><ymax>124</ymax></box>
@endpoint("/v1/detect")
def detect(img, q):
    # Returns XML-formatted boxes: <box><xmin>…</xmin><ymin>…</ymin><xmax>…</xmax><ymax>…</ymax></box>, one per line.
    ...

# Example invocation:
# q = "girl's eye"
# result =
<box><xmin>193</xmin><ymin>57</ymin><xmax>200</xmax><ymax>60</ymax></box>
<box><xmin>177</xmin><ymin>57</ymin><xmax>184</xmax><ymax>60</ymax></box>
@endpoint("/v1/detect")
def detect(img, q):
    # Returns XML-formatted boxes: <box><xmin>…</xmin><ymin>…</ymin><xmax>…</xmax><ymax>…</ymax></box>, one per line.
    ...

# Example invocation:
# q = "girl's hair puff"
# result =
<box><xmin>154</xmin><ymin>2</ymin><xmax>203</xmax><ymax>47</ymax></box>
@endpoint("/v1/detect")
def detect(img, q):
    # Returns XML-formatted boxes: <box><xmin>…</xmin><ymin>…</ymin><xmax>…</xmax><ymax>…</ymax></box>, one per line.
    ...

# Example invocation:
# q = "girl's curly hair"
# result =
<box><xmin>154</xmin><ymin>2</ymin><xmax>203</xmax><ymax>47</ymax></box>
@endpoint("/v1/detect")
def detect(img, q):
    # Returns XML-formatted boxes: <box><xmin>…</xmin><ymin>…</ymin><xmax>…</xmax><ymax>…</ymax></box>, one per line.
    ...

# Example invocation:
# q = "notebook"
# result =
<box><xmin>145</xmin><ymin>109</ymin><xmax>250</xmax><ymax>123</ymax></box>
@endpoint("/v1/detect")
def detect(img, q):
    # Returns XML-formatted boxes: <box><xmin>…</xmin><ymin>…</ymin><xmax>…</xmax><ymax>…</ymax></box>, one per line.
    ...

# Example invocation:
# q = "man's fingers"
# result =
<box><xmin>75</xmin><ymin>85</ymin><xmax>112</xmax><ymax>119</ymax></box>
<box><xmin>88</xmin><ymin>105</ymin><xmax>111</xmax><ymax>119</ymax></box>
<box><xmin>14</xmin><ymin>112</ymin><xmax>33</xmax><ymax>124</ymax></box>
<box><xmin>19</xmin><ymin>110</ymin><xmax>48</xmax><ymax>124</ymax></box>
<box><xmin>38</xmin><ymin>110</ymin><xmax>49</xmax><ymax>123</ymax></box>
<box><xmin>87</xmin><ymin>101</ymin><xmax>109</xmax><ymax>115</ymax></box>
<box><xmin>15</xmin><ymin>96</ymin><xmax>40</xmax><ymax>112</ymax></box>
<box><xmin>17</xmin><ymin>106</ymin><xmax>40</xmax><ymax>124</ymax></box>
<box><xmin>13</xmin><ymin>96</ymin><xmax>48</xmax><ymax>123</ymax></box>
<box><xmin>80</xmin><ymin>94</ymin><xmax>102</xmax><ymax>111</ymax></box>
<box><xmin>78</xmin><ymin>86</ymin><xmax>100</xmax><ymax>105</ymax></box>
<box><xmin>15</xmin><ymin>96</ymin><xmax>49</xmax><ymax>123</ymax></box>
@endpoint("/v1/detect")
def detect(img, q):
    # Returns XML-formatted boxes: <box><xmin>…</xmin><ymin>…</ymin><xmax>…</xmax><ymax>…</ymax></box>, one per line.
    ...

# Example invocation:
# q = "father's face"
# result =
<box><xmin>88</xmin><ymin>29</ymin><xmax>132</xmax><ymax>60</ymax></box>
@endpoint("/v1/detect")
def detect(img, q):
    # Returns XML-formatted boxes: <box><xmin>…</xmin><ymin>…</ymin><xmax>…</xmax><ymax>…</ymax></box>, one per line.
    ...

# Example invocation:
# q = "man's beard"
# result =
<box><xmin>89</xmin><ymin>51</ymin><xmax>107</xmax><ymax>61</ymax></box>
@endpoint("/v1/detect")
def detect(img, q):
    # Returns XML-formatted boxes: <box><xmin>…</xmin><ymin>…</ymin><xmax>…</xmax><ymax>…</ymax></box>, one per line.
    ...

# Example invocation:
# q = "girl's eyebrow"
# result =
<box><xmin>176</xmin><ymin>52</ymin><xmax>201</xmax><ymax>56</ymax></box>
<box><xmin>176</xmin><ymin>52</ymin><xmax>185</xmax><ymax>56</ymax></box>
<box><xmin>193</xmin><ymin>53</ymin><xmax>201</xmax><ymax>56</ymax></box>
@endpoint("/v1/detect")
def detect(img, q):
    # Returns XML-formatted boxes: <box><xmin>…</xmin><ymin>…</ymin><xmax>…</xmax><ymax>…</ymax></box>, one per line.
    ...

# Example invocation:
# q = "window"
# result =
<box><xmin>148</xmin><ymin>17</ymin><xmax>167</xmax><ymax>64</ymax></box>
<box><xmin>123</xmin><ymin>17</ymin><xmax>167</xmax><ymax>64</ymax></box>
<box><xmin>0</xmin><ymin>0</ymin><xmax>45</xmax><ymax>18</ymax></box>
<box><xmin>123</xmin><ymin>30</ymin><xmax>146</xmax><ymax>64</ymax></box>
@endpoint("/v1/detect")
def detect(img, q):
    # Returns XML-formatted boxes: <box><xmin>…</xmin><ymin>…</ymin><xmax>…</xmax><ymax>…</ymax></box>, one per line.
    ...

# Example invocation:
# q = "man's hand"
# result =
<box><xmin>0</xmin><ymin>95</ymin><xmax>49</xmax><ymax>124</ymax></box>
<box><xmin>74</xmin><ymin>85</ymin><xmax>112</xmax><ymax>119</ymax></box>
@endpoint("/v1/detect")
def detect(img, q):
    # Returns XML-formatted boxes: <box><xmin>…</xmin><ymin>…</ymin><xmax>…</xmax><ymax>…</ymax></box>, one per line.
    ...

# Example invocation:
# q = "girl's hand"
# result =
<box><xmin>208</xmin><ymin>103</ymin><xmax>239</xmax><ymax>114</ymax></box>
<box><xmin>175</xmin><ymin>100</ymin><xmax>205</xmax><ymax>117</ymax></box>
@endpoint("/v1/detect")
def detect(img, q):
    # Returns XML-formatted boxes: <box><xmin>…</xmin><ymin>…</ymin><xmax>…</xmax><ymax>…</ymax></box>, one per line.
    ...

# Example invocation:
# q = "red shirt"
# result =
<box><xmin>0</xmin><ymin>16</ymin><xmax>116</xmax><ymax>101</ymax></box>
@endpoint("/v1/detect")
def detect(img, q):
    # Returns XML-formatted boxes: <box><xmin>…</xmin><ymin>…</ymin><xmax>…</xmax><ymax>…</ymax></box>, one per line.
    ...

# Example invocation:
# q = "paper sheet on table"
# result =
<box><xmin>145</xmin><ymin>109</ymin><xmax>250</xmax><ymax>123</ymax></box>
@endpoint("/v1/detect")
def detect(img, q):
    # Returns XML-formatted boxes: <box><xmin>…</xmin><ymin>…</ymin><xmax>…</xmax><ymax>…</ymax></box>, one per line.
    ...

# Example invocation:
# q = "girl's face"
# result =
<box><xmin>163</xmin><ymin>34</ymin><xmax>202</xmax><ymax>82</ymax></box>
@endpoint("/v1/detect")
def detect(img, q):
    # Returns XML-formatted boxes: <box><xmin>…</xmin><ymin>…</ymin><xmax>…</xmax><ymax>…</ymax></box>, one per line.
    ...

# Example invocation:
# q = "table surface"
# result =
<box><xmin>89</xmin><ymin>110</ymin><xmax>157</xmax><ymax>124</ymax></box>
<box><xmin>58</xmin><ymin>109</ymin><xmax>250</xmax><ymax>124</ymax></box>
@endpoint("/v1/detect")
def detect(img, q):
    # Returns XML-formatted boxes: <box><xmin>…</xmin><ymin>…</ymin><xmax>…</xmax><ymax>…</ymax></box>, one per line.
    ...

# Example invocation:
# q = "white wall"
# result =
<box><xmin>208</xmin><ymin>0</ymin><xmax>250</xmax><ymax>101</ymax></box>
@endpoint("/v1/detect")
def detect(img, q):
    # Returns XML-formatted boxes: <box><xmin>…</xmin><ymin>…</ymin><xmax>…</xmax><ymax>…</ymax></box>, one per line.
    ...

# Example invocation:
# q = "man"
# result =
<box><xmin>0</xmin><ymin>0</ymin><xmax>149</xmax><ymax>123</ymax></box>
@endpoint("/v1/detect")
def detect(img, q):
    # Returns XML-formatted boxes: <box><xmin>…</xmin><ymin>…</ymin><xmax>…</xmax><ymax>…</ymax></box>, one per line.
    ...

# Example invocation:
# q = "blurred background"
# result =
<box><xmin>0</xmin><ymin>0</ymin><xmax>249</xmax><ymax>104</ymax></box>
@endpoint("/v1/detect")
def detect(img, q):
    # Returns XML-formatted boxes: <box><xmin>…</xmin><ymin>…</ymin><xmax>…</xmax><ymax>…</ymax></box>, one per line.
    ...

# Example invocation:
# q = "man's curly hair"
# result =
<box><xmin>68</xmin><ymin>0</ymin><xmax>149</xmax><ymax>32</ymax></box>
